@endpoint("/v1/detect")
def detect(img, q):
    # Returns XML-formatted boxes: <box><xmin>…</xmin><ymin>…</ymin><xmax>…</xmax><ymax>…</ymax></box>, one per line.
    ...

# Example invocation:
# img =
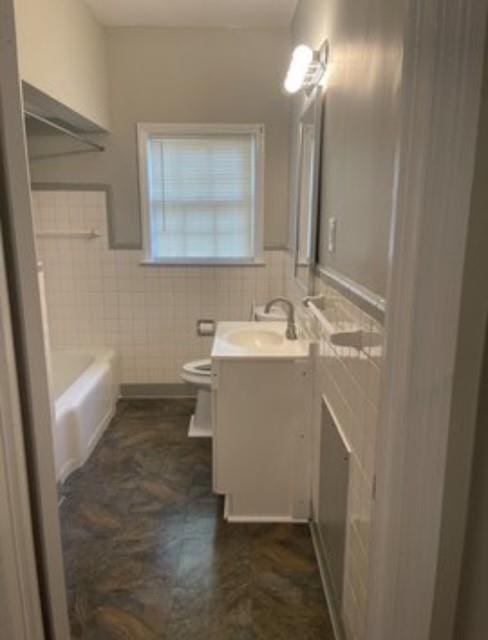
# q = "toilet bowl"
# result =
<box><xmin>181</xmin><ymin>359</ymin><xmax>212</xmax><ymax>438</ymax></box>
<box><xmin>182</xmin><ymin>359</ymin><xmax>212</xmax><ymax>388</ymax></box>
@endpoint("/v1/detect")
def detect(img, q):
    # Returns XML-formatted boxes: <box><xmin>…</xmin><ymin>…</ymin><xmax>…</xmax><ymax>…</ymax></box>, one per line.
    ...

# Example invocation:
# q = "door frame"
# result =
<box><xmin>0</xmin><ymin>223</ymin><xmax>45</xmax><ymax>640</ymax></box>
<box><xmin>0</xmin><ymin>1</ymin><xmax>70</xmax><ymax>638</ymax></box>
<box><xmin>367</xmin><ymin>1</ymin><xmax>488</xmax><ymax>639</ymax></box>
<box><xmin>1</xmin><ymin>0</ymin><xmax>487</xmax><ymax>638</ymax></box>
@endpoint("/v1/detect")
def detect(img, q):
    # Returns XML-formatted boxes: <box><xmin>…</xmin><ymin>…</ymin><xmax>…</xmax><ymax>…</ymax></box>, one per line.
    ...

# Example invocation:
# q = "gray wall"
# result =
<box><xmin>291</xmin><ymin>0</ymin><xmax>405</xmax><ymax>297</ymax></box>
<box><xmin>28</xmin><ymin>27</ymin><xmax>291</xmax><ymax>249</ymax></box>
<box><xmin>15</xmin><ymin>0</ymin><xmax>110</xmax><ymax>128</ymax></box>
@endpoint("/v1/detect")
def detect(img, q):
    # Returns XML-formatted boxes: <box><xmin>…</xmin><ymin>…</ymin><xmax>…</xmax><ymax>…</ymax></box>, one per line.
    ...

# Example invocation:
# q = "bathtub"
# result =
<box><xmin>51</xmin><ymin>350</ymin><xmax>119</xmax><ymax>483</ymax></box>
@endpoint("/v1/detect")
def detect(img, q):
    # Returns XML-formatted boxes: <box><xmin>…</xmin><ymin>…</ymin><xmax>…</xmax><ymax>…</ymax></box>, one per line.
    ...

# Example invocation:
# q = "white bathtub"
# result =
<box><xmin>51</xmin><ymin>350</ymin><xmax>119</xmax><ymax>483</ymax></box>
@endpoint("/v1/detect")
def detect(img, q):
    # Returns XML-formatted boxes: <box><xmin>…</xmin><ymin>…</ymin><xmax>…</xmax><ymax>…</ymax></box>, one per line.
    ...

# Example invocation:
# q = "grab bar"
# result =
<box><xmin>302</xmin><ymin>295</ymin><xmax>363</xmax><ymax>350</ymax></box>
<box><xmin>36</xmin><ymin>229</ymin><xmax>101</xmax><ymax>240</ymax></box>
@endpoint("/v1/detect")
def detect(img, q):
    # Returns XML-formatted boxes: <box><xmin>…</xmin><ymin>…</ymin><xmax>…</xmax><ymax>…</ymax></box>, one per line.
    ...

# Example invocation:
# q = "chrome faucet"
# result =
<box><xmin>264</xmin><ymin>298</ymin><xmax>298</xmax><ymax>340</ymax></box>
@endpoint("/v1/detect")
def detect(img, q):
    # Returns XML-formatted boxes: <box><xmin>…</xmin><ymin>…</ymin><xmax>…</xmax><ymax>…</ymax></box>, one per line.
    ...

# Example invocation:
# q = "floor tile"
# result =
<box><xmin>60</xmin><ymin>399</ymin><xmax>334</xmax><ymax>639</ymax></box>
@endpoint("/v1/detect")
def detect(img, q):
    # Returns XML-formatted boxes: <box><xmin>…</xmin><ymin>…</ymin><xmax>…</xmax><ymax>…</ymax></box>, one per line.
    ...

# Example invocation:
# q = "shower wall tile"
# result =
<box><xmin>285</xmin><ymin>252</ymin><xmax>385</xmax><ymax>640</ymax></box>
<box><xmin>32</xmin><ymin>190</ymin><xmax>287</xmax><ymax>385</ymax></box>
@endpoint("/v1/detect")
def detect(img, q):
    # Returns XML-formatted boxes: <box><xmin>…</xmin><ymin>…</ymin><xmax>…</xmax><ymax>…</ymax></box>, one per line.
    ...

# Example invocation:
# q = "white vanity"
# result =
<box><xmin>211</xmin><ymin>321</ymin><xmax>312</xmax><ymax>522</ymax></box>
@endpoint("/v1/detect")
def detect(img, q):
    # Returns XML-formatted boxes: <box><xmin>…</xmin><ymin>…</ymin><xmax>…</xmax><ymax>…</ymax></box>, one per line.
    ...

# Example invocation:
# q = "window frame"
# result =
<box><xmin>137</xmin><ymin>122</ymin><xmax>265</xmax><ymax>265</ymax></box>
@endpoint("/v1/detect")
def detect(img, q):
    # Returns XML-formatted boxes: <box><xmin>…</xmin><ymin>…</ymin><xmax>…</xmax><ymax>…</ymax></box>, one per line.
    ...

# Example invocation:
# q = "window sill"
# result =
<box><xmin>139</xmin><ymin>258</ymin><xmax>266</xmax><ymax>267</ymax></box>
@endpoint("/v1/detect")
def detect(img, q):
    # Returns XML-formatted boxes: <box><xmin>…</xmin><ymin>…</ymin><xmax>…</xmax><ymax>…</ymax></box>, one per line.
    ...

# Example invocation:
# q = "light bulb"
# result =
<box><xmin>283</xmin><ymin>45</ymin><xmax>313</xmax><ymax>94</ymax></box>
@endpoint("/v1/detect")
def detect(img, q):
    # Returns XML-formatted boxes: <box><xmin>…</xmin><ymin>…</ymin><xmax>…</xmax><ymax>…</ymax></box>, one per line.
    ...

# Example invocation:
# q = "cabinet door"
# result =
<box><xmin>213</xmin><ymin>359</ymin><xmax>311</xmax><ymax>519</ymax></box>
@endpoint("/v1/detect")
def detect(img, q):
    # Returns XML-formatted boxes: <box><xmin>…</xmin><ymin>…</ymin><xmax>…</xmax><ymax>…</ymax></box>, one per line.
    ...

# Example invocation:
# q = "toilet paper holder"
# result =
<box><xmin>196</xmin><ymin>319</ymin><xmax>216</xmax><ymax>337</ymax></box>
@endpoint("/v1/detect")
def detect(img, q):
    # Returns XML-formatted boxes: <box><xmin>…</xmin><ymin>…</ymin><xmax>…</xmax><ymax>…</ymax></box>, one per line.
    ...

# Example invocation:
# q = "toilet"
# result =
<box><xmin>181</xmin><ymin>359</ymin><xmax>212</xmax><ymax>438</ymax></box>
<box><xmin>181</xmin><ymin>305</ymin><xmax>287</xmax><ymax>438</ymax></box>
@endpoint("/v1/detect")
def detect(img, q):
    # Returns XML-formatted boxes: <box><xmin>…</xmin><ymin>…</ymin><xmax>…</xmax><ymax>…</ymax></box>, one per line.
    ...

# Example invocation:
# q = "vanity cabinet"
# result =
<box><xmin>211</xmin><ymin>356</ymin><xmax>312</xmax><ymax>522</ymax></box>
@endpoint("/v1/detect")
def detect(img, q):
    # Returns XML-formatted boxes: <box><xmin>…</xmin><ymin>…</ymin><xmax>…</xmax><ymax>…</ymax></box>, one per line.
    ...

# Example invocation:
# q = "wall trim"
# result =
<box><xmin>30</xmin><ymin>185</ymin><xmax>291</xmax><ymax>255</ymax></box>
<box><xmin>317</xmin><ymin>265</ymin><xmax>386</xmax><ymax>324</ymax></box>
<box><xmin>120</xmin><ymin>383</ymin><xmax>196</xmax><ymax>398</ymax></box>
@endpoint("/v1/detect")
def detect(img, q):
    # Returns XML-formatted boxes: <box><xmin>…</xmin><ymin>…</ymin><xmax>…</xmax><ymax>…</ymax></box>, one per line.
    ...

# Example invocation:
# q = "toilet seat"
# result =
<box><xmin>182</xmin><ymin>359</ymin><xmax>211</xmax><ymax>376</ymax></box>
<box><xmin>181</xmin><ymin>359</ymin><xmax>212</xmax><ymax>388</ymax></box>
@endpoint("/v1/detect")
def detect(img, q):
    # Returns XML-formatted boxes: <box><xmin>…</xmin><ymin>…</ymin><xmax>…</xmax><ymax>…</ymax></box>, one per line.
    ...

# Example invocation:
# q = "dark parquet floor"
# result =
<box><xmin>60</xmin><ymin>398</ymin><xmax>334</xmax><ymax>639</ymax></box>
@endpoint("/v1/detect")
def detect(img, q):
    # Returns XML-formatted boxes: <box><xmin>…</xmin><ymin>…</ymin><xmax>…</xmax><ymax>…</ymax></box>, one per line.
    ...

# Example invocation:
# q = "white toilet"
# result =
<box><xmin>181</xmin><ymin>305</ymin><xmax>287</xmax><ymax>438</ymax></box>
<box><xmin>181</xmin><ymin>359</ymin><xmax>212</xmax><ymax>438</ymax></box>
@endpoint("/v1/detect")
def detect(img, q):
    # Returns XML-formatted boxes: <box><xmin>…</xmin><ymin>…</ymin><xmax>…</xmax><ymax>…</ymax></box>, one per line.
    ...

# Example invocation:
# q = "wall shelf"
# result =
<box><xmin>24</xmin><ymin>110</ymin><xmax>105</xmax><ymax>155</ymax></box>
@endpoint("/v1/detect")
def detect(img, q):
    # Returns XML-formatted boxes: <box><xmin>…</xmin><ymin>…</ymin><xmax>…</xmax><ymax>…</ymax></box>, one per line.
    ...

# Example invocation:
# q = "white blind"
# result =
<box><xmin>146</xmin><ymin>134</ymin><xmax>256</xmax><ymax>260</ymax></box>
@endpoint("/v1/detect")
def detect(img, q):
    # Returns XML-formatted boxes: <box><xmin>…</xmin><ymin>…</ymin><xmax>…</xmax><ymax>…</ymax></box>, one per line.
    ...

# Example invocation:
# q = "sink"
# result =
<box><xmin>212</xmin><ymin>321</ymin><xmax>309</xmax><ymax>360</ymax></box>
<box><xmin>225</xmin><ymin>329</ymin><xmax>285</xmax><ymax>349</ymax></box>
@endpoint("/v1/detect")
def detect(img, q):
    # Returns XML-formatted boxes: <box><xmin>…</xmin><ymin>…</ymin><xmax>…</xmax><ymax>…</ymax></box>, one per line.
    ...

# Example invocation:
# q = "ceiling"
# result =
<box><xmin>84</xmin><ymin>0</ymin><xmax>298</xmax><ymax>28</ymax></box>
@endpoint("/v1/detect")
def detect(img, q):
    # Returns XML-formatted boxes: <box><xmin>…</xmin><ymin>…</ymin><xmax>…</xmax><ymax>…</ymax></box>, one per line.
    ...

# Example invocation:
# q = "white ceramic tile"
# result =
<box><xmin>33</xmin><ymin>191</ymin><xmax>288</xmax><ymax>385</ymax></box>
<box><xmin>285</xmin><ymin>259</ymin><xmax>385</xmax><ymax>640</ymax></box>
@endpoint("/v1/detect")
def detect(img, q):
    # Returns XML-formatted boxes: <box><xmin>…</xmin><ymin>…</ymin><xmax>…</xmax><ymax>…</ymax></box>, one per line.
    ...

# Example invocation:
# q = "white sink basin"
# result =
<box><xmin>225</xmin><ymin>329</ymin><xmax>285</xmax><ymax>349</ymax></box>
<box><xmin>212</xmin><ymin>321</ymin><xmax>309</xmax><ymax>360</ymax></box>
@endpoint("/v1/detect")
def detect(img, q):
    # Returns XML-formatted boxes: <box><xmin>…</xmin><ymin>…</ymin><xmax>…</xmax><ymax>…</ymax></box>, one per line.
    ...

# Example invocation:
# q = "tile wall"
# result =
<box><xmin>32</xmin><ymin>190</ymin><xmax>287</xmax><ymax>385</ymax></box>
<box><xmin>285</xmin><ymin>254</ymin><xmax>384</xmax><ymax>640</ymax></box>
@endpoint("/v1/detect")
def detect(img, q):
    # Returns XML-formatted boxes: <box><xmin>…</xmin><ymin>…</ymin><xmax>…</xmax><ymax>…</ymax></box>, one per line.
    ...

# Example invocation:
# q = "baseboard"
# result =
<box><xmin>309</xmin><ymin>521</ymin><xmax>346</xmax><ymax>640</ymax></box>
<box><xmin>225</xmin><ymin>515</ymin><xmax>309</xmax><ymax>523</ymax></box>
<box><xmin>120</xmin><ymin>383</ymin><xmax>196</xmax><ymax>398</ymax></box>
<box><xmin>223</xmin><ymin>495</ymin><xmax>308</xmax><ymax>523</ymax></box>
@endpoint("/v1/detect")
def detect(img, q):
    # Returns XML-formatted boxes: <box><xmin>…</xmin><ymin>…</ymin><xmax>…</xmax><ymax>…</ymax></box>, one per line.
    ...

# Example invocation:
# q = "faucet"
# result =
<box><xmin>264</xmin><ymin>298</ymin><xmax>298</xmax><ymax>340</ymax></box>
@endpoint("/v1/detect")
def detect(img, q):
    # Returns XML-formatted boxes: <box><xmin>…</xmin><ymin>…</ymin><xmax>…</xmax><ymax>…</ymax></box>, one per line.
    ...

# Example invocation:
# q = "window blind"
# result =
<box><xmin>146</xmin><ymin>135</ymin><xmax>256</xmax><ymax>260</ymax></box>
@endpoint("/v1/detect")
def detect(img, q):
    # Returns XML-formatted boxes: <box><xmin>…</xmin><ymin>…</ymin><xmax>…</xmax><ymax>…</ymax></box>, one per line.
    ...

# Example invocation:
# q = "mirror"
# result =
<box><xmin>294</xmin><ymin>86</ymin><xmax>323</xmax><ymax>293</ymax></box>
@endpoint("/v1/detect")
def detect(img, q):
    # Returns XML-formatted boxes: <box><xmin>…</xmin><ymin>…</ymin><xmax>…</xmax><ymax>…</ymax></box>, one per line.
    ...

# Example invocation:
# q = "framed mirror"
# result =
<box><xmin>294</xmin><ymin>85</ymin><xmax>324</xmax><ymax>293</ymax></box>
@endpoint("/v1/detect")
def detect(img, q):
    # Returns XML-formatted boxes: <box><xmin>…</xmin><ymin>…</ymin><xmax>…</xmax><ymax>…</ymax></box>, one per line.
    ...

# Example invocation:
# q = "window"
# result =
<box><xmin>137</xmin><ymin>124</ymin><xmax>264</xmax><ymax>264</ymax></box>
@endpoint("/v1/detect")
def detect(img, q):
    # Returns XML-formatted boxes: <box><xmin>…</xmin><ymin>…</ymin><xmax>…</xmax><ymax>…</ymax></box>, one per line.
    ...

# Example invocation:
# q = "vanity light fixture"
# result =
<box><xmin>283</xmin><ymin>41</ymin><xmax>328</xmax><ymax>95</ymax></box>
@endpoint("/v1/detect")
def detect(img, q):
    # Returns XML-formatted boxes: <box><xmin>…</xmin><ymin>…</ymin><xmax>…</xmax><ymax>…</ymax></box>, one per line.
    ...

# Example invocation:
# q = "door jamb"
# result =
<box><xmin>366</xmin><ymin>1</ymin><xmax>488</xmax><ymax>639</ymax></box>
<box><xmin>0</xmin><ymin>223</ymin><xmax>45</xmax><ymax>640</ymax></box>
<box><xmin>0</xmin><ymin>1</ymin><xmax>71</xmax><ymax>638</ymax></box>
